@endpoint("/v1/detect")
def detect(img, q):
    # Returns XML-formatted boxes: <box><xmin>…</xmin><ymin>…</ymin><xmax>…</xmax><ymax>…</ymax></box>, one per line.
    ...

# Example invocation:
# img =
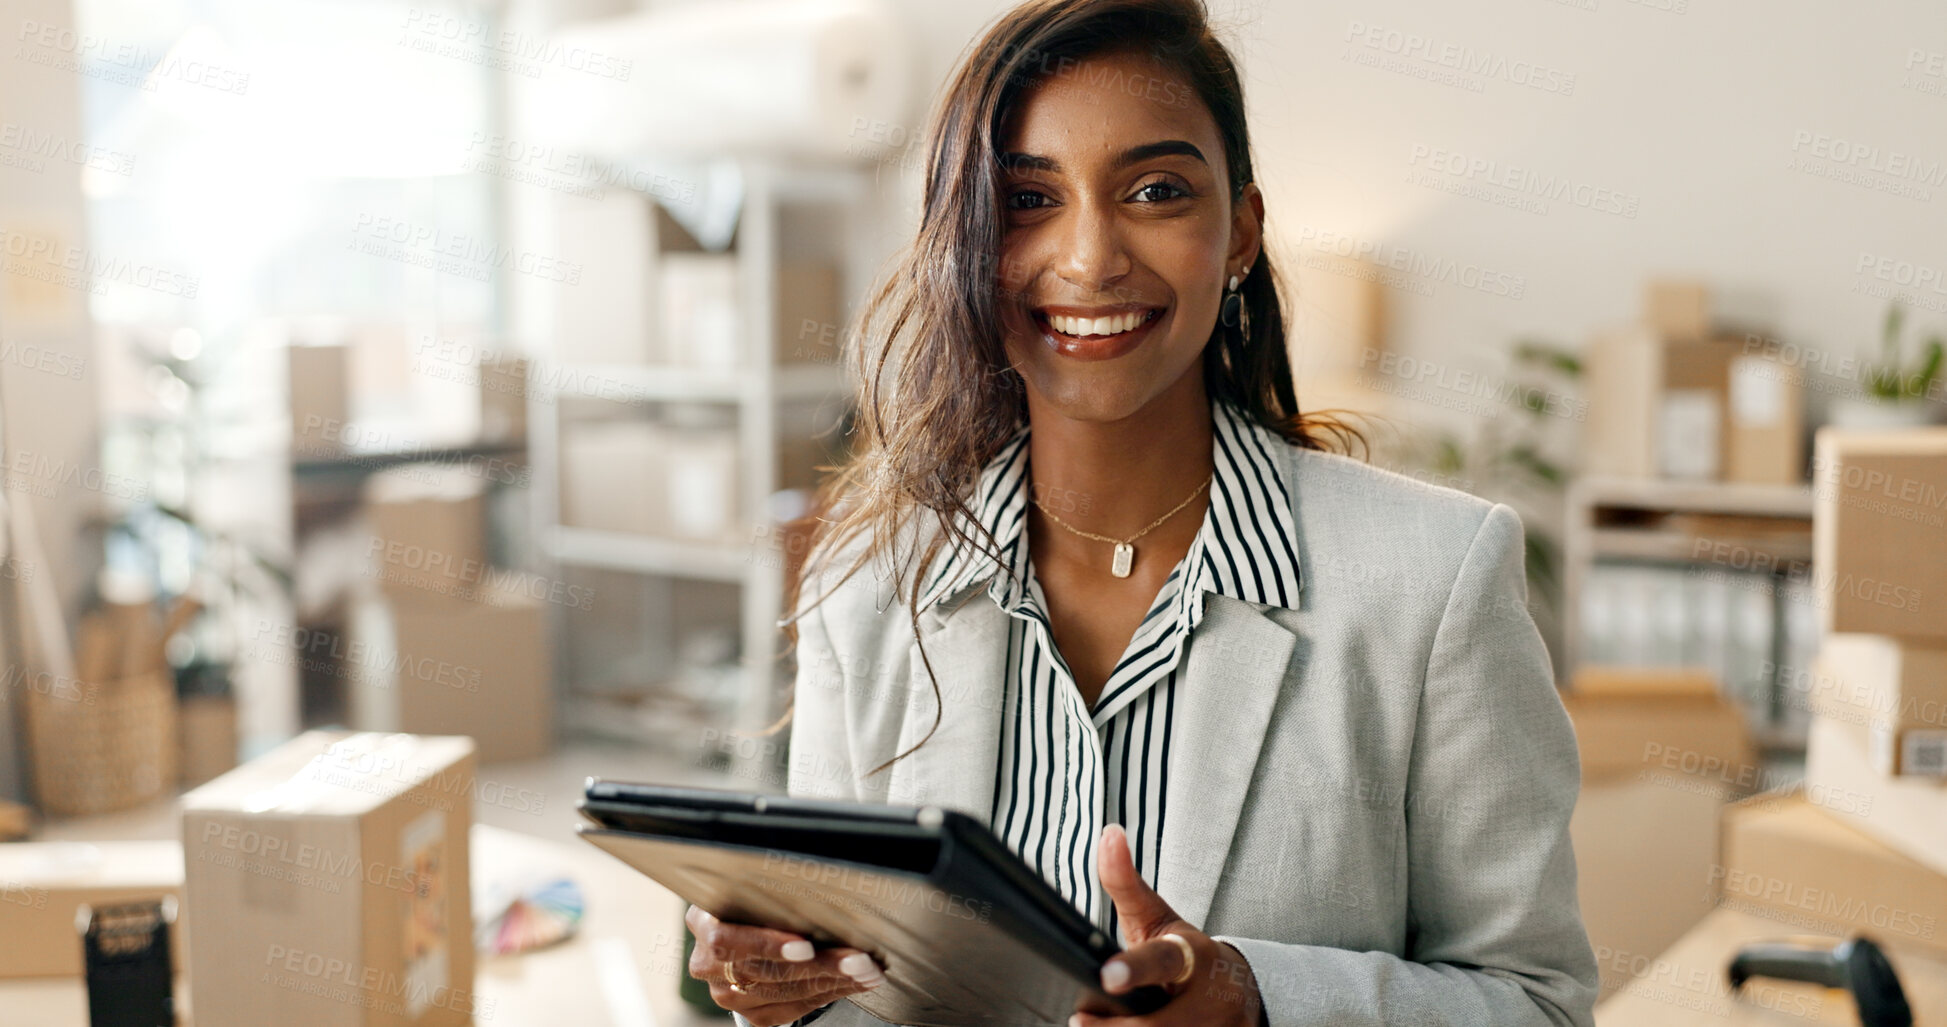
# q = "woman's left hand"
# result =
<box><xmin>1071</xmin><ymin>824</ymin><xmax>1265</xmax><ymax>1027</ymax></box>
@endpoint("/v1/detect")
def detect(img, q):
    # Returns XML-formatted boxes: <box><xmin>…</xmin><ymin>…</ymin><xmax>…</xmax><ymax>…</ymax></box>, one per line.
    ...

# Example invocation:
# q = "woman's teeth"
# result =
<box><xmin>1048</xmin><ymin>310</ymin><xmax>1151</xmax><ymax>337</ymax></box>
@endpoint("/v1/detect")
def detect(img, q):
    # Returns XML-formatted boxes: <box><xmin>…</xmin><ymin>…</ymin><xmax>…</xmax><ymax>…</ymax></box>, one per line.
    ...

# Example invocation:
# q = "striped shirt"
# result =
<box><xmin>916</xmin><ymin>399</ymin><xmax>1304</xmax><ymax>943</ymax></box>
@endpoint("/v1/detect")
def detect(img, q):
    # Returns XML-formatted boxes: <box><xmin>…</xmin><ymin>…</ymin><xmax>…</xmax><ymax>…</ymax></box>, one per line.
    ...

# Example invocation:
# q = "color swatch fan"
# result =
<box><xmin>475</xmin><ymin>876</ymin><xmax>585</xmax><ymax>955</ymax></box>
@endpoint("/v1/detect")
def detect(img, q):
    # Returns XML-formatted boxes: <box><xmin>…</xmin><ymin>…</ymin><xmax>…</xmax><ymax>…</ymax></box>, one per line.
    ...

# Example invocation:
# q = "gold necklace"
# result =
<box><xmin>1031</xmin><ymin>476</ymin><xmax>1210</xmax><ymax>578</ymax></box>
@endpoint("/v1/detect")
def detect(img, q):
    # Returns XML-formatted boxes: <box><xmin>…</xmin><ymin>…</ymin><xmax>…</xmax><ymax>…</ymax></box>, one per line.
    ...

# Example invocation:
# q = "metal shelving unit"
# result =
<box><xmin>527</xmin><ymin>158</ymin><xmax>875</xmax><ymax>743</ymax></box>
<box><xmin>1563</xmin><ymin>475</ymin><xmax>1817</xmax><ymax>753</ymax></box>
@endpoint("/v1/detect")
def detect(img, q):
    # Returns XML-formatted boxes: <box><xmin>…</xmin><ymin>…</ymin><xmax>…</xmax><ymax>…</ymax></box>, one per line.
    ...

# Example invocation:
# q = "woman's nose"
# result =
<box><xmin>1054</xmin><ymin>203</ymin><xmax>1133</xmax><ymax>293</ymax></box>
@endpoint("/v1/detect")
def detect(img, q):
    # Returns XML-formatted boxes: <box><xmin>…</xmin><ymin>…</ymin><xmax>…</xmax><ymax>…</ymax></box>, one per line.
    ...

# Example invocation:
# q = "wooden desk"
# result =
<box><xmin>1597</xmin><ymin>907</ymin><xmax>1947</xmax><ymax>1025</ymax></box>
<box><xmin>1</xmin><ymin>824</ymin><xmax>729</xmax><ymax>1025</ymax></box>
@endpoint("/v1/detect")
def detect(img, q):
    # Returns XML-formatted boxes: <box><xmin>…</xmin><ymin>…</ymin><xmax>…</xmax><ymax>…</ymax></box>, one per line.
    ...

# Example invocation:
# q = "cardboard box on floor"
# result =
<box><xmin>1810</xmin><ymin>637</ymin><xmax>1947</xmax><ymax>777</ymax></box>
<box><xmin>363</xmin><ymin>464</ymin><xmax>489</xmax><ymax>609</ymax></box>
<box><xmin>1563</xmin><ymin>666</ymin><xmax>1758</xmax><ymax>1001</ymax></box>
<box><xmin>350</xmin><ymin>576</ymin><xmax>553</xmax><ymax>763</ymax></box>
<box><xmin>1805</xmin><ymin>713</ymin><xmax>1947</xmax><ymax>877</ymax></box>
<box><xmin>1811</xmin><ymin>427</ymin><xmax>1947</xmax><ymax>641</ymax></box>
<box><xmin>1719</xmin><ymin>788</ymin><xmax>1947</xmax><ymax>957</ymax></box>
<box><xmin>182</xmin><ymin>731</ymin><xmax>480</xmax><ymax>1027</ymax></box>
<box><xmin>0</xmin><ymin>841</ymin><xmax>184</xmax><ymax>978</ymax></box>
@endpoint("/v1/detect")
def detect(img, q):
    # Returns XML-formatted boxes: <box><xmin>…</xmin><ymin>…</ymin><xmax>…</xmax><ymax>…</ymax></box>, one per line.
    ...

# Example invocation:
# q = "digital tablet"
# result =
<box><xmin>575</xmin><ymin>779</ymin><xmax>1169</xmax><ymax>1026</ymax></box>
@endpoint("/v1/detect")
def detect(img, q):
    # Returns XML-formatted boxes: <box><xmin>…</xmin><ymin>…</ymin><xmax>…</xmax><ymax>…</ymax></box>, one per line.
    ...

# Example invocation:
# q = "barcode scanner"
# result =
<box><xmin>1728</xmin><ymin>936</ymin><xmax>1912</xmax><ymax>1027</ymax></box>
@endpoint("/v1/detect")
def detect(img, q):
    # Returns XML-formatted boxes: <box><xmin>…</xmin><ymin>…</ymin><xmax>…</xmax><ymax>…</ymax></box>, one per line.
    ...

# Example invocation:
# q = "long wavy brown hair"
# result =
<box><xmin>781</xmin><ymin>0</ymin><xmax>1359</xmax><ymax>775</ymax></box>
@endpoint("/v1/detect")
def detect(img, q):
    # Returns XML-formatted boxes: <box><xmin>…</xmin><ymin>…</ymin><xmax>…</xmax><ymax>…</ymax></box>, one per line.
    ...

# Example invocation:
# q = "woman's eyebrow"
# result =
<box><xmin>999</xmin><ymin>139</ymin><xmax>1208</xmax><ymax>174</ymax></box>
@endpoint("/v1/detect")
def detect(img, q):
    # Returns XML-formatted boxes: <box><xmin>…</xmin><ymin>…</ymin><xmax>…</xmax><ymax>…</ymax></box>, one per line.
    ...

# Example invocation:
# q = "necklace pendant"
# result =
<box><xmin>1111</xmin><ymin>543</ymin><xmax>1134</xmax><ymax>578</ymax></box>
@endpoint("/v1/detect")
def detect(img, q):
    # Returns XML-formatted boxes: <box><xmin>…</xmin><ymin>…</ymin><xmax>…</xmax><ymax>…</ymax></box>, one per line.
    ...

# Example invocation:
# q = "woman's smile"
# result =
<box><xmin>1033</xmin><ymin>304</ymin><xmax>1169</xmax><ymax>361</ymax></box>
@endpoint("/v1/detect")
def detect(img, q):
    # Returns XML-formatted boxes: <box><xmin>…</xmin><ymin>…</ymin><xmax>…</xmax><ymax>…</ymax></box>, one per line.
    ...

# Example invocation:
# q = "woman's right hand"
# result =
<box><xmin>685</xmin><ymin>904</ymin><xmax>886</xmax><ymax>1026</ymax></box>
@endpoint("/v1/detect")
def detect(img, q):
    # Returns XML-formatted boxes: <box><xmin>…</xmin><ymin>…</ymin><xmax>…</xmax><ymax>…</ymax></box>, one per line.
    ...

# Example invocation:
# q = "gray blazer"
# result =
<box><xmin>771</xmin><ymin>444</ymin><xmax>1599</xmax><ymax>1027</ymax></box>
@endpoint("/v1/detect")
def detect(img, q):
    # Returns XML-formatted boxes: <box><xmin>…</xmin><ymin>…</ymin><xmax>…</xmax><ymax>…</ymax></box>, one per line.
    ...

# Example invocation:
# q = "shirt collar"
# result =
<box><xmin>917</xmin><ymin>400</ymin><xmax>1302</xmax><ymax>615</ymax></box>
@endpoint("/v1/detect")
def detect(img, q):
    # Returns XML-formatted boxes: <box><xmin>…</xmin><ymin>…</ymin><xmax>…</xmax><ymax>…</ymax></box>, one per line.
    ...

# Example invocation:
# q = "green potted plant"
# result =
<box><xmin>1831</xmin><ymin>301</ymin><xmax>1944</xmax><ymax>428</ymax></box>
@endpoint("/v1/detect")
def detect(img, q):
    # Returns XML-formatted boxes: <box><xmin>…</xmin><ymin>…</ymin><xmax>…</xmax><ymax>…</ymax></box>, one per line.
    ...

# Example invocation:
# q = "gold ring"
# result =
<box><xmin>1160</xmin><ymin>932</ymin><xmax>1196</xmax><ymax>986</ymax></box>
<box><xmin>723</xmin><ymin>961</ymin><xmax>746</xmax><ymax>993</ymax></box>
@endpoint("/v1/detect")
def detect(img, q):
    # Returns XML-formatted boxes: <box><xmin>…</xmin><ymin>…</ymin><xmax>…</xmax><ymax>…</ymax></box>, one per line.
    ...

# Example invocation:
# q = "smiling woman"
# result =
<box><xmin>685</xmin><ymin>2</ymin><xmax>1601</xmax><ymax>1026</ymax></box>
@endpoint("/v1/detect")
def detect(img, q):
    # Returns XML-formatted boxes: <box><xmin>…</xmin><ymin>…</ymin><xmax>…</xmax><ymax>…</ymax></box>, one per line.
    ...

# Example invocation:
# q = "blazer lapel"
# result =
<box><xmin>1158</xmin><ymin>592</ymin><xmax>1299</xmax><ymax>929</ymax></box>
<box><xmin>885</xmin><ymin>577</ymin><xmax>1010</xmax><ymax>823</ymax></box>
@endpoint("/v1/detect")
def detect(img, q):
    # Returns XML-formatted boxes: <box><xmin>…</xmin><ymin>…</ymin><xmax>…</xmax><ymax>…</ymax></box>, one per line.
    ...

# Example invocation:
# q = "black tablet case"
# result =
<box><xmin>576</xmin><ymin>783</ymin><xmax>1167</xmax><ymax>1026</ymax></box>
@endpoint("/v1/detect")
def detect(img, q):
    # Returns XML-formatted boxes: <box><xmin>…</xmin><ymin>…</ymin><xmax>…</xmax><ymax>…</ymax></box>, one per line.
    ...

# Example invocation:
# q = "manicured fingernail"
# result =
<box><xmin>1101</xmin><ymin>959</ymin><xmax>1129</xmax><ymax>990</ymax></box>
<box><xmin>860</xmin><ymin>972</ymin><xmax>885</xmax><ymax>989</ymax></box>
<box><xmin>781</xmin><ymin>940</ymin><xmax>814</xmax><ymax>962</ymax></box>
<box><xmin>1069</xmin><ymin>1015</ymin><xmax>1084</xmax><ymax>1027</ymax></box>
<box><xmin>840</xmin><ymin>952</ymin><xmax>878</xmax><ymax>980</ymax></box>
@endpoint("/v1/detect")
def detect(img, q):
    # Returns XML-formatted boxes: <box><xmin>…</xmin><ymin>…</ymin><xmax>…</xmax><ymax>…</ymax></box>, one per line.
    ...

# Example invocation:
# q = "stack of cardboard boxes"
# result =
<box><xmin>1584</xmin><ymin>279</ymin><xmax>1804</xmax><ymax>484</ymax></box>
<box><xmin>1709</xmin><ymin>427</ymin><xmax>1947</xmax><ymax>980</ymax></box>
<box><xmin>354</xmin><ymin>464</ymin><xmax>553</xmax><ymax>763</ymax></box>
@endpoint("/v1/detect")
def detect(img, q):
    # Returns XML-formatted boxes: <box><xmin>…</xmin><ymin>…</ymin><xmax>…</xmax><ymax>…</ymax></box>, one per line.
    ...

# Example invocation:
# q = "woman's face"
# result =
<box><xmin>995</xmin><ymin>48</ymin><xmax>1262</xmax><ymax>423</ymax></box>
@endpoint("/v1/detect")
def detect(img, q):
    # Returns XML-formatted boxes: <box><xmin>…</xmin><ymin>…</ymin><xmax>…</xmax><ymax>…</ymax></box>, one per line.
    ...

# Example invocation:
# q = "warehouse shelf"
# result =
<box><xmin>545</xmin><ymin>525</ymin><xmax>750</xmax><ymax>583</ymax></box>
<box><xmin>1563</xmin><ymin>475</ymin><xmax>1819</xmax><ymax>755</ymax></box>
<box><xmin>542</xmin><ymin>361</ymin><xmax>843</xmax><ymax>404</ymax></box>
<box><xmin>1586</xmin><ymin>527</ymin><xmax>1813</xmax><ymax>566</ymax></box>
<box><xmin>529</xmin><ymin>157</ymin><xmax>873</xmax><ymax>739</ymax></box>
<box><xmin>1571</xmin><ymin>475</ymin><xmax>1814</xmax><ymax>519</ymax></box>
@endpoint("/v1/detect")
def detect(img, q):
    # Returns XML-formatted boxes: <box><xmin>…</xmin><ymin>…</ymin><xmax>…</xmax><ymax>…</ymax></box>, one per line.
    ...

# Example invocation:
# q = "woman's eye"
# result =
<box><xmin>1134</xmin><ymin>180</ymin><xmax>1188</xmax><ymax>203</ymax></box>
<box><xmin>1007</xmin><ymin>189</ymin><xmax>1052</xmax><ymax>210</ymax></box>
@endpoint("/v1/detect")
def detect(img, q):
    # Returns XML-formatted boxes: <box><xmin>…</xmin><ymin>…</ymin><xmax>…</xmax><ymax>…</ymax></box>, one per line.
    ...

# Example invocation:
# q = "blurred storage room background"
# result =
<box><xmin>1</xmin><ymin>0</ymin><xmax>1945</xmax><ymax>1024</ymax></box>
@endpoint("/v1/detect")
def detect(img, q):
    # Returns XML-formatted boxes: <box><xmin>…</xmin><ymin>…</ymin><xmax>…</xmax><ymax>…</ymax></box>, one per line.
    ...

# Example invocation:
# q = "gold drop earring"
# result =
<box><xmin>1219</xmin><ymin>264</ymin><xmax>1252</xmax><ymax>343</ymax></box>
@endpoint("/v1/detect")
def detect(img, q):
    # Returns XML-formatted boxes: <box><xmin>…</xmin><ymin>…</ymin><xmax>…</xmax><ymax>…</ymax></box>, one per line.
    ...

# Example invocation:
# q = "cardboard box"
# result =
<box><xmin>1659</xmin><ymin>337</ymin><xmax>1741</xmax><ymax>481</ymax></box>
<box><xmin>179</xmin><ymin>692</ymin><xmax>239</xmax><ymax>788</ymax></box>
<box><xmin>1809</xmin><ymin>636</ymin><xmax>1947</xmax><ymax>777</ymax></box>
<box><xmin>353</xmin><ymin>579</ymin><xmax>553</xmax><ymax>763</ymax></box>
<box><xmin>182</xmin><ymin>731</ymin><xmax>479</xmax><ymax>1027</ymax></box>
<box><xmin>777</xmin><ymin>261</ymin><xmax>843</xmax><ymax>365</ymax></box>
<box><xmin>1582</xmin><ymin>324</ymin><xmax>1661</xmax><ymax>479</ymax></box>
<box><xmin>1572</xmin><ymin>773</ymin><xmax>1725</xmax><ymax>1002</ymax></box>
<box><xmin>1645</xmin><ymin>278</ymin><xmax>1710</xmax><ymax>342</ymax></box>
<box><xmin>663</xmin><ymin>423</ymin><xmax>739</xmax><ymax>541</ymax></box>
<box><xmin>660</xmin><ymin>253</ymin><xmax>739</xmax><ymax>369</ymax></box>
<box><xmin>1725</xmin><ymin>354</ymin><xmax>1804</xmax><ymax>484</ymax></box>
<box><xmin>552</xmin><ymin>191</ymin><xmax>656</xmax><ymax>366</ymax></box>
<box><xmin>1580</xmin><ymin>327</ymin><xmax>1744</xmax><ymax>481</ymax></box>
<box><xmin>1810</xmin><ymin>427</ymin><xmax>1947</xmax><ymax>640</ymax></box>
<box><xmin>364</xmin><ymin>464</ymin><xmax>489</xmax><ymax>608</ymax></box>
<box><xmin>1805</xmin><ymin>713</ymin><xmax>1947</xmax><ymax>876</ymax></box>
<box><xmin>1718</xmin><ymin>789</ymin><xmax>1947</xmax><ymax>956</ymax></box>
<box><xmin>1565</xmin><ymin>667</ymin><xmax>1757</xmax><ymax>999</ymax></box>
<box><xmin>1812</xmin><ymin>636</ymin><xmax>1947</xmax><ymax>730</ymax></box>
<box><xmin>560</xmin><ymin>420</ymin><xmax>668</xmax><ymax>536</ymax></box>
<box><xmin>0</xmin><ymin>842</ymin><xmax>185</xmax><ymax>978</ymax></box>
<box><xmin>560</xmin><ymin>417</ymin><xmax>740</xmax><ymax>541</ymax></box>
<box><xmin>1563</xmin><ymin>667</ymin><xmax>1756</xmax><ymax>783</ymax></box>
<box><xmin>660</xmin><ymin>256</ymin><xmax>844</xmax><ymax>369</ymax></box>
<box><xmin>290</xmin><ymin>343</ymin><xmax>351</xmax><ymax>457</ymax></box>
